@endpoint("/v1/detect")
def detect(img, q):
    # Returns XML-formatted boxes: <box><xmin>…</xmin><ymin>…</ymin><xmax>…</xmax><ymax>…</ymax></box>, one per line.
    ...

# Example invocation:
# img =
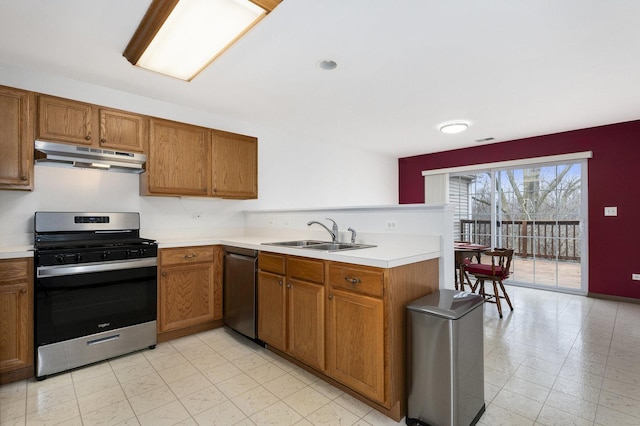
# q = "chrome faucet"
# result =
<box><xmin>307</xmin><ymin>218</ymin><xmax>338</xmax><ymax>242</ymax></box>
<box><xmin>347</xmin><ymin>227</ymin><xmax>356</xmax><ymax>244</ymax></box>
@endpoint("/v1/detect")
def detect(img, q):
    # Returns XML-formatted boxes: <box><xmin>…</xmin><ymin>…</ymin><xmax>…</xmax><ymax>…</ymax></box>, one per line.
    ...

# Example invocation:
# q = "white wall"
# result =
<box><xmin>0</xmin><ymin>65</ymin><xmax>398</xmax><ymax>245</ymax></box>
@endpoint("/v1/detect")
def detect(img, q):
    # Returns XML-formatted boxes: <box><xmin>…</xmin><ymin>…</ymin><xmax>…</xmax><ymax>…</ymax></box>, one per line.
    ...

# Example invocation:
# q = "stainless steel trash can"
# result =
<box><xmin>406</xmin><ymin>289</ymin><xmax>485</xmax><ymax>426</ymax></box>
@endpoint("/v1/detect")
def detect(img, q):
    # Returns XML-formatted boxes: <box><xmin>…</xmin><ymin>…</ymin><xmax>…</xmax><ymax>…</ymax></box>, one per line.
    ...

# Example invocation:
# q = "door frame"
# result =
<box><xmin>424</xmin><ymin>151</ymin><xmax>591</xmax><ymax>295</ymax></box>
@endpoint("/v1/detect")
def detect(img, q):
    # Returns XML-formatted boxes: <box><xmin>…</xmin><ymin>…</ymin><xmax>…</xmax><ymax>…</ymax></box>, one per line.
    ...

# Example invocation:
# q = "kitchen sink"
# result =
<box><xmin>262</xmin><ymin>240</ymin><xmax>327</xmax><ymax>247</ymax></box>
<box><xmin>301</xmin><ymin>242</ymin><xmax>376</xmax><ymax>252</ymax></box>
<box><xmin>262</xmin><ymin>240</ymin><xmax>376</xmax><ymax>251</ymax></box>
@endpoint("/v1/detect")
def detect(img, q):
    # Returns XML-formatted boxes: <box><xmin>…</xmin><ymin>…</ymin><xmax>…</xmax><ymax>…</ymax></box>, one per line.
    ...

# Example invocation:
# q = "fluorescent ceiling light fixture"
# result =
<box><xmin>124</xmin><ymin>0</ymin><xmax>280</xmax><ymax>81</ymax></box>
<box><xmin>439</xmin><ymin>121</ymin><xmax>470</xmax><ymax>134</ymax></box>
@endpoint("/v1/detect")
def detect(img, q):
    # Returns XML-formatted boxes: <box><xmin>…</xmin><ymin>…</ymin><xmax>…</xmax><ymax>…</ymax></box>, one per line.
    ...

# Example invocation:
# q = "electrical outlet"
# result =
<box><xmin>632</xmin><ymin>274</ymin><xmax>640</xmax><ymax>281</ymax></box>
<box><xmin>604</xmin><ymin>207</ymin><xmax>617</xmax><ymax>216</ymax></box>
<box><xmin>283</xmin><ymin>219</ymin><xmax>290</xmax><ymax>228</ymax></box>
<box><xmin>268</xmin><ymin>218</ymin><xmax>275</xmax><ymax>227</ymax></box>
<box><xmin>385</xmin><ymin>220</ymin><xmax>397</xmax><ymax>230</ymax></box>
<box><xmin>192</xmin><ymin>213</ymin><xmax>202</xmax><ymax>220</ymax></box>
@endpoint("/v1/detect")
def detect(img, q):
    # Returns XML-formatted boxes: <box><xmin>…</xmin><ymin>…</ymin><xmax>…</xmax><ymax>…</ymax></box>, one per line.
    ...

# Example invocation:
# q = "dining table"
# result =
<box><xmin>454</xmin><ymin>242</ymin><xmax>490</xmax><ymax>290</ymax></box>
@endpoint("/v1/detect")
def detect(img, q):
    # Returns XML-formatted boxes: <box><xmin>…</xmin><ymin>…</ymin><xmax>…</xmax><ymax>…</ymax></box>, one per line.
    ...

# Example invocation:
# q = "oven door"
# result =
<box><xmin>35</xmin><ymin>258</ymin><xmax>157</xmax><ymax>347</ymax></box>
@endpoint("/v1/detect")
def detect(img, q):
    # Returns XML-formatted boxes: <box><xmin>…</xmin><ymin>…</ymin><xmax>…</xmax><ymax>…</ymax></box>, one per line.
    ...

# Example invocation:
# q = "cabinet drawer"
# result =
<box><xmin>160</xmin><ymin>246</ymin><xmax>214</xmax><ymax>265</ymax></box>
<box><xmin>259</xmin><ymin>252</ymin><xmax>286</xmax><ymax>275</ymax></box>
<box><xmin>288</xmin><ymin>256</ymin><xmax>324</xmax><ymax>284</ymax></box>
<box><xmin>328</xmin><ymin>262</ymin><xmax>384</xmax><ymax>298</ymax></box>
<box><xmin>0</xmin><ymin>258</ymin><xmax>29</xmax><ymax>282</ymax></box>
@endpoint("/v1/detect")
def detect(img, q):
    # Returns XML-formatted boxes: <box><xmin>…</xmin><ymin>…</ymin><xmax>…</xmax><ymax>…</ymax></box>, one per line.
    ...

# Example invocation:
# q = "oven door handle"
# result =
<box><xmin>37</xmin><ymin>258</ymin><xmax>157</xmax><ymax>278</ymax></box>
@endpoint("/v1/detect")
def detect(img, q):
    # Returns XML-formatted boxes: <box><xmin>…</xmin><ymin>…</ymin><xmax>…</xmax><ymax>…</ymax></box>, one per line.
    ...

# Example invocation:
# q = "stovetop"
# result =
<box><xmin>34</xmin><ymin>211</ymin><xmax>157</xmax><ymax>266</ymax></box>
<box><xmin>35</xmin><ymin>241</ymin><xmax>157</xmax><ymax>266</ymax></box>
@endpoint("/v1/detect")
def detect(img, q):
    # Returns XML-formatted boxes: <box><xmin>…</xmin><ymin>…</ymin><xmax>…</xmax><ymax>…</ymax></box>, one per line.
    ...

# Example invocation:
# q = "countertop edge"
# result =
<box><xmin>158</xmin><ymin>236</ymin><xmax>440</xmax><ymax>268</ymax></box>
<box><xmin>0</xmin><ymin>247</ymin><xmax>34</xmax><ymax>259</ymax></box>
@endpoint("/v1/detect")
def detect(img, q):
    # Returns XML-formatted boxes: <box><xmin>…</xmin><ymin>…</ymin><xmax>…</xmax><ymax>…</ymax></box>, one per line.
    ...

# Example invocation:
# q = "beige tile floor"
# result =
<box><xmin>2</xmin><ymin>286</ymin><xmax>640</xmax><ymax>425</ymax></box>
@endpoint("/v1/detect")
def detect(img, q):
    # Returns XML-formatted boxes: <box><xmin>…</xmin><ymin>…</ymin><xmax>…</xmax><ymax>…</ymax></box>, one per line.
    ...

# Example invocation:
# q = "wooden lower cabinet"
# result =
<box><xmin>258</xmin><ymin>253</ymin><xmax>439</xmax><ymax>422</ymax></box>
<box><xmin>257</xmin><ymin>270</ymin><xmax>286</xmax><ymax>350</ymax></box>
<box><xmin>0</xmin><ymin>258</ymin><xmax>34</xmax><ymax>384</ymax></box>
<box><xmin>157</xmin><ymin>246</ymin><xmax>223</xmax><ymax>341</ymax></box>
<box><xmin>326</xmin><ymin>288</ymin><xmax>384</xmax><ymax>403</ymax></box>
<box><xmin>287</xmin><ymin>256</ymin><xmax>325</xmax><ymax>370</ymax></box>
<box><xmin>258</xmin><ymin>253</ymin><xmax>325</xmax><ymax>371</ymax></box>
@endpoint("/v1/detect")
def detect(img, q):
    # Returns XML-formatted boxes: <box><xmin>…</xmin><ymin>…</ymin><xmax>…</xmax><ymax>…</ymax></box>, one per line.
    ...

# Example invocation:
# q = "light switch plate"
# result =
<box><xmin>604</xmin><ymin>207</ymin><xmax>617</xmax><ymax>216</ymax></box>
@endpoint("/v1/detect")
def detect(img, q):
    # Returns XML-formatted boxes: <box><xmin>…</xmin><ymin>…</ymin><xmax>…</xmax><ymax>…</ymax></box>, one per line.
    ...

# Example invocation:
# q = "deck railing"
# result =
<box><xmin>459</xmin><ymin>219</ymin><xmax>581</xmax><ymax>261</ymax></box>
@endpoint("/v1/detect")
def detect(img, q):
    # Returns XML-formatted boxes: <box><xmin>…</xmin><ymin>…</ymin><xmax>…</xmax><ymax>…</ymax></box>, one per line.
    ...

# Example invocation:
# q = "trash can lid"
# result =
<box><xmin>406</xmin><ymin>289</ymin><xmax>484</xmax><ymax>319</ymax></box>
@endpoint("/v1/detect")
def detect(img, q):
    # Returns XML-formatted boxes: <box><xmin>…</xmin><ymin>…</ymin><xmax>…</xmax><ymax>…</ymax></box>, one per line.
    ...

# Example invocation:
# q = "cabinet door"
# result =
<box><xmin>98</xmin><ymin>108</ymin><xmax>147</xmax><ymax>153</ymax></box>
<box><xmin>158</xmin><ymin>262</ymin><xmax>215</xmax><ymax>332</ymax></box>
<box><xmin>146</xmin><ymin>118</ymin><xmax>211</xmax><ymax>196</ymax></box>
<box><xmin>0</xmin><ymin>258</ymin><xmax>33</xmax><ymax>377</ymax></box>
<box><xmin>211</xmin><ymin>130</ymin><xmax>257</xmax><ymax>199</ymax></box>
<box><xmin>0</xmin><ymin>86</ymin><xmax>34</xmax><ymax>191</ymax></box>
<box><xmin>327</xmin><ymin>288</ymin><xmax>385</xmax><ymax>404</ymax></box>
<box><xmin>37</xmin><ymin>95</ymin><xmax>93</xmax><ymax>145</ymax></box>
<box><xmin>288</xmin><ymin>278</ymin><xmax>325</xmax><ymax>371</ymax></box>
<box><xmin>257</xmin><ymin>271</ymin><xmax>286</xmax><ymax>351</ymax></box>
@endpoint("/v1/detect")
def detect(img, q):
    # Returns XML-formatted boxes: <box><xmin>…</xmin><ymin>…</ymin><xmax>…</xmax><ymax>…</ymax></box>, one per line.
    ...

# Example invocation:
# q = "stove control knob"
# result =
<box><xmin>55</xmin><ymin>255</ymin><xmax>65</xmax><ymax>264</ymax></box>
<box><xmin>102</xmin><ymin>251</ymin><xmax>111</xmax><ymax>260</ymax></box>
<box><xmin>75</xmin><ymin>253</ymin><xmax>82</xmax><ymax>262</ymax></box>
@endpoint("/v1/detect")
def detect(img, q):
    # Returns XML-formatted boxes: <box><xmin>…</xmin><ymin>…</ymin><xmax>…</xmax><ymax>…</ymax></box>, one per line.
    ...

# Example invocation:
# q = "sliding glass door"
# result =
<box><xmin>450</xmin><ymin>160</ymin><xmax>587</xmax><ymax>294</ymax></box>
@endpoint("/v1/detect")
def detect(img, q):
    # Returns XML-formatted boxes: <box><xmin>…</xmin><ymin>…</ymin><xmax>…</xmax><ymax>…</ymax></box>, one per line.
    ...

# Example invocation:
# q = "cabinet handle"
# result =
<box><xmin>100</xmin><ymin>138</ymin><xmax>107</xmax><ymax>143</ymax></box>
<box><xmin>344</xmin><ymin>276</ymin><xmax>361</xmax><ymax>285</ymax></box>
<box><xmin>328</xmin><ymin>293</ymin><xmax>333</xmax><ymax>300</ymax></box>
<box><xmin>286</xmin><ymin>283</ymin><xmax>291</xmax><ymax>288</ymax></box>
<box><xmin>183</xmin><ymin>254</ymin><xmax>198</xmax><ymax>259</ymax></box>
<box><xmin>85</xmin><ymin>135</ymin><xmax>91</xmax><ymax>141</ymax></box>
<box><xmin>161</xmin><ymin>271</ymin><xmax>167</xmax><ymax>276</ymax></box>
<box><xmin>20</xmin><ymin>176</ymin><xmax>27</xmax><ymax>181</ymax></box>
<box><xmin>278</xmin><ymin>280</ymin><xmax>283</xmax><ymax>287</ymax></box>
<box><xmin>19</xmin><ymin>288</ymin><xmax>27</xmax><ymax>294</ymax></box>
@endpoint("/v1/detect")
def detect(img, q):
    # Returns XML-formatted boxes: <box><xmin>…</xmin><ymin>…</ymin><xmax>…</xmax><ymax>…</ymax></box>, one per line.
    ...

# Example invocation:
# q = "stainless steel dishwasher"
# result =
<box><xmin>223</xmin><ymin>246</ymin><xmax>258</xmax><ymax>340</ymax></box>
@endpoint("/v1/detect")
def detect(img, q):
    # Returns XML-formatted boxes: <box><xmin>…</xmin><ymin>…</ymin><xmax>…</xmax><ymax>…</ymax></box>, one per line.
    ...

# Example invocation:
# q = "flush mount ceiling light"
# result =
<box><xmin>439</xmin><ymin>121</ymin><xmax>470</xmax><ymax>134</ymax></box>
<box><xmin>124</xmin><ymin>0</ymin><xmax>281</xmax><ymax>81</ymax></box>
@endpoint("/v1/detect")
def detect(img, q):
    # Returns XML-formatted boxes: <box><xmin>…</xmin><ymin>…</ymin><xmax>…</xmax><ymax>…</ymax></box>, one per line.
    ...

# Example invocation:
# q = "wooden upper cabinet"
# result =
<box><xmin>211</xmin><ymin>130</ymin><xmax>257</xmax><ymax>199</ymax></box>
<box><xmin>98</xmin><ymin>108</ymin><xmax>147</xmax><ymax>152</ymax></box>
<box><xmin>0</xmin><ymin>86</ymin><xmax>34</xmax><ymax>191</ymax></box>
<box><xmin>143</xmin><ymin>118</ymin><xmax>211</xmax><ymax>196</ymax></box>
<box><xmin>37</xmin><ymin>95</ymin><xmax>147</xmax><ymax>153</ymax></box>
<box><xmin>37</xmin><ymin>95</ymin><xmax>93</xmax><ymax>145</ymax></box>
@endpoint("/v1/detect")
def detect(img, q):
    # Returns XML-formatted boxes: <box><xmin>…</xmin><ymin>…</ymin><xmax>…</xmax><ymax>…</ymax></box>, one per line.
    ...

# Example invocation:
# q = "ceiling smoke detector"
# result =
<box><xmin>318</xmin><ymin>60</ymin><xmax>337</xmax><ymax>70</ymax></box>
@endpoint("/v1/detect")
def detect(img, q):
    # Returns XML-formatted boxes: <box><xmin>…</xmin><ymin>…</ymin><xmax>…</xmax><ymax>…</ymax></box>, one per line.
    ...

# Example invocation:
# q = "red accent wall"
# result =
<box><xmin>398</xmin><ymin>120</ymin><xmax>640</xmax><ymax>299</ymax></box>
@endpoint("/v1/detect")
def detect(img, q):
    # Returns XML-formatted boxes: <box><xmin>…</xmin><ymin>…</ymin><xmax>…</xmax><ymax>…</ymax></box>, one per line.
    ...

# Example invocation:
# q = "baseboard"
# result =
<box><xmin>588</xmin><ymin>292</ymin><xmax>640</xmax><ymax>305</ymax></box>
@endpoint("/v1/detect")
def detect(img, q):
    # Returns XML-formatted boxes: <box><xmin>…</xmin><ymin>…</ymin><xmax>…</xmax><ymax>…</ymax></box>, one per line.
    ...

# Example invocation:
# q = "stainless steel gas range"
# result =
<box><xmin>33</xmin><ymin>212</ymin><xmax>158</xmax><ymax>379</ymax></box>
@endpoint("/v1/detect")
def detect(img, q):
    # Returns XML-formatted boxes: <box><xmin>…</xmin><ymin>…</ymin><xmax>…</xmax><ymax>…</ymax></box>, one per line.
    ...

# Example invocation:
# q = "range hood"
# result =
<box><xmin>34</xmin><ymin>140</ymin><xmax>146</xmax><ymax>174</ymax></box>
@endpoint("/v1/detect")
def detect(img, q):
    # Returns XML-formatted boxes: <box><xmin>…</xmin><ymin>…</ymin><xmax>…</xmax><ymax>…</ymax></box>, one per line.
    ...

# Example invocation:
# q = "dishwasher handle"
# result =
<box><xmin>225</xmin><ymin>252</ymin><xmax>257</xmax><ymax>262</ymax></box>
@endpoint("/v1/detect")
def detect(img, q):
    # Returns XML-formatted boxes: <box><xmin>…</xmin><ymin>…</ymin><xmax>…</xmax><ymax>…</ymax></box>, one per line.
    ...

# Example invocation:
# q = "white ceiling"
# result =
<box><xmin>1</xmin><ymin>0</ymin><xmax>639</xmax><ymax>158</ymax></box>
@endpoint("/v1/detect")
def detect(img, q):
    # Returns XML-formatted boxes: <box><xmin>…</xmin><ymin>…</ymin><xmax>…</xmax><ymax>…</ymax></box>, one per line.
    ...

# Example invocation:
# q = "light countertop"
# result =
<box><xmin>157</xmin><ymin>234</ymin><xmax>440</xmax><ymax>269</ymax></box>
<box><xmin>0</xmin><ymin>246</ymin><xmax>34</xmax><ymax>259</ymax></box>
